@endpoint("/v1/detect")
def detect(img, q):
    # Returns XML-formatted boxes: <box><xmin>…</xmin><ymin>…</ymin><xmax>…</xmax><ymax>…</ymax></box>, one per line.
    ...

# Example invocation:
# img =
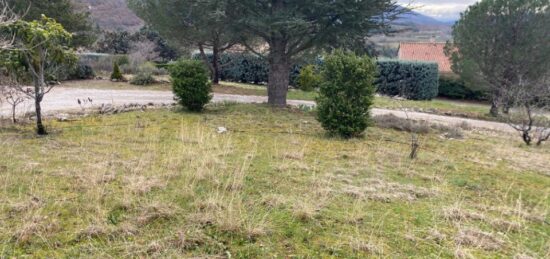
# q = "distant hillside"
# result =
<box><xmin>70</xmin><ymin>1</ymin><xmax>452</xmax><ymax>37</ymax></box>
<box><xmin>393</xmin><ymin>8</ymin><xmax>452</xmax><ymax>31</ymax></box>
<box><xmin>72</xmin><ymin>0</ymin><xmax>144</xmax><ymax>32</ymax></box>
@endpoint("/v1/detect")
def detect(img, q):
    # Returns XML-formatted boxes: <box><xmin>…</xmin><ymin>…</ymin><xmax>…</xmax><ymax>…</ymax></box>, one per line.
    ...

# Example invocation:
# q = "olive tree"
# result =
<box><xmin>4</xmin><ymin>15</ymin><xmax>76</xmax><ymax>135</ymax></box>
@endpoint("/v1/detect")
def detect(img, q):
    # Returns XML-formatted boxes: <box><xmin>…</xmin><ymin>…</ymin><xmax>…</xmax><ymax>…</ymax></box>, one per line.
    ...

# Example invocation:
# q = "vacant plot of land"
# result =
<box><xmin>0</xmin><ymin>104</ymin><xmax>548</xmax><ymax>257</ymax></box>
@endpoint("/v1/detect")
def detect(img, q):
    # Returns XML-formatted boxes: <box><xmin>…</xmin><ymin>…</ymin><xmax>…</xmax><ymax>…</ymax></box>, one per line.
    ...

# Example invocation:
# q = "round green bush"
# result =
<box><xmin>316</xmin><ymin>50</ymin><xmax>377</xmax><ymax>138</ymax></box>
<box><xmin>169</xmin><ymin>60</ymin><xmax>212</xmax><ymax>112</ymax></box>
<box><xmin>297</xmin><ymin>65</ymin><xmax>321</xmax><ymax>91</ymax></box>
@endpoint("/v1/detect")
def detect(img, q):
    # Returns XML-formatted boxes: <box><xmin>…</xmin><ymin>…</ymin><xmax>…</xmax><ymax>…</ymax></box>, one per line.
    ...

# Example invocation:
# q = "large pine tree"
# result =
<box><xmin>227</xmin><ymin>0</ymin><xmax>401</xmax><ymax>106</ymax></box>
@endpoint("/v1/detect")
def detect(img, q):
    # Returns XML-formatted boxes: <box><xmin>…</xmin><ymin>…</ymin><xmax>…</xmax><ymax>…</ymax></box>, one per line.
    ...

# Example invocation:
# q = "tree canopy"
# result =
<box><xmin>2</xmin><ymin>15</ymin><xmax>76</xmax><ymax>134</ymax></box>
<box><xmin>7</xmin><ymin>0</ymin><xmax>96</xmax><ymax>47</ymax></box>
<box><xmin>447</xmin><ymin>0</ymin><xmax>550</xmax><ymax>116</ymax></box>
<box><xmin>226</xmin><ymin>0</ymin><xmax>401</xmax><ymax>106</ymax></box>
<box><xmin>128</xmin><ymin>0</ymin><xmax>238</xmax><ymax>83</ymax></box>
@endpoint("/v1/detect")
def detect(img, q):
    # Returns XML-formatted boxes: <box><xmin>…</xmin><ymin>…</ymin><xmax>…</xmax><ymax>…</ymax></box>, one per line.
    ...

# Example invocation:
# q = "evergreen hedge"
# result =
<box><xmin>195</xmin><ymin>53</ymin><xmax>302</xmax><ymax>86</ymax></box>
<box><xmin>196</xmin><ymin>54</ymin><xmax>440</xmax><ymax>101</ymax></box>
<box><xmin>376</xmin><ymin>60</ymin><xmax>439</xmax><ymax>100</ymax></box>
<box><xmin>438</xmin><ymin>76</ymin><xmax>487</xmax><ymax>100</ymax></box>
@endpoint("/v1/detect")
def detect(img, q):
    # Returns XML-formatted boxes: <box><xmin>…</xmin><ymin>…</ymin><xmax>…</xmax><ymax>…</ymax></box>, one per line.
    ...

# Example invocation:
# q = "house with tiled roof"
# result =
<box><xmin>398</xmin><ymin>42</ymin><xmax>453</xmax><ymax>74</ymax></box>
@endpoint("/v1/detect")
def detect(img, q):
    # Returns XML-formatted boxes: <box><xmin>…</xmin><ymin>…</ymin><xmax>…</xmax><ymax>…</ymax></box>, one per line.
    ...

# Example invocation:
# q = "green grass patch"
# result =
<box><xmin>1</xmin><ymin>104</ymin><xmax>548</xmax><ymax>257</ymax></box>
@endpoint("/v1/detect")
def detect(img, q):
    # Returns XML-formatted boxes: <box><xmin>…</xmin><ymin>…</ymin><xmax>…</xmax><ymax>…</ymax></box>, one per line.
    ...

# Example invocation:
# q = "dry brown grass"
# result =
<box><xmin>135</xmin><ymin>202</ymin><xmax>177</xmax><ymax>226</ymax></box>
<box><xmin>341</xmin><ymin>178</ymin><xmax>438</xmax><ymax>203</ymax></box>
<box><xmin>124</xmin><ymin>175</ymin><xmax>166</xmax><ymax>195</ymax></box>
<box><xmin>455</xmin><ymin>228</ymin><xmax>504</xmax><ymax>251</ymax></box>
<box><xmin>12</xmin><ymin>215</ymin><xmax>59</xmax><ymax>244</ymax></box>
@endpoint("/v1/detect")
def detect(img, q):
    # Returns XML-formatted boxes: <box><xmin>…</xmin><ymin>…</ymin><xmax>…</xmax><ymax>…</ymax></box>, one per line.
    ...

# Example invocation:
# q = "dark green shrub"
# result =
<box><xmin>110</xmin><ymin>62</ymin><xmax>124</xmax><ymax>81</ymax></box>
<box><xmin>169</xmin><ymin>60</ymin><xmax>212</xmax><ymax>112</ymax></box>
<box><xmin>297</xmin><ymin>65</ymin><xmax>321</xmax><ymax>91</ymax></box>
<box><xmin>195</xmin><ymin>53</ymin><xmax>303</xmax><ymax>86</ymax></box>
<box><xmin>68</xmin><ymin>63</ymin><xmax>95</xmax><ymax>80</ymax></box>
<box><xmin>376</xmin><ymin>60</ymin><xmax>439</xmax><ymax>100</ymax></box>
<box><xmin>316</xmin><ymin>51</ymin><xmax>377</xmax><ymax>138</ymax></box>
<box><xmin>438</xmin><ymin>76</ymin><xmax>487</xmax><ymax>100</ymax></box>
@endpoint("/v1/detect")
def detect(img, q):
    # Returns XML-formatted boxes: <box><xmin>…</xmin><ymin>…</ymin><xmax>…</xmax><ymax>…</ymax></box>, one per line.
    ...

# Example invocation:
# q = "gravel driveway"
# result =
<box><xmin>0</xmin><ymin>87</ymin><xmax>515</xmax><ymax>133</ymax></box>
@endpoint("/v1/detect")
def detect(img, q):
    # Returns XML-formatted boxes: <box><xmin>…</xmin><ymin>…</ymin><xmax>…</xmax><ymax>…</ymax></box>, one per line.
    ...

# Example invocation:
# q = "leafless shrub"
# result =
<box><xmin>0</xmin><ymin>73</ymin><xmax>30</xmax><ymax>123</ymax></box>
<box><xmin>124</xmin><ymin>41</ymin><xmax>160</xmax><ymax>74</ymax></box>
<box><xmin>0</xmin><ymin>0</ymin><xmax>19</xmax><ymax>50</ymax></box>
<box><xmin>502</xmin><ymin>75</ymin><xmax>550</xmax><ymax>146</ymax></box>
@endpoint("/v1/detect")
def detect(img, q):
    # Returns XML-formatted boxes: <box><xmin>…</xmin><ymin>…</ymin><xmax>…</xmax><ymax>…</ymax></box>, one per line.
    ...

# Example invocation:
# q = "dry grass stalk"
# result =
<box><xmin>455</xmin><ymin>228</ymin><xmax>504</xmax><ymax>251</ymax></box>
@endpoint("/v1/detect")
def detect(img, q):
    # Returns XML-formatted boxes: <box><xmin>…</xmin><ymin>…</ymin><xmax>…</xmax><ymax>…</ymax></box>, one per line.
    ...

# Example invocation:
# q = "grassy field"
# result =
<box><xmin>61</xmin><ymin>80</ymin><xmax>493</xmax><ymax>120</ymax></box>
<box><xmin>0</xmin><ymin>104</ymin><xmax>548</xmax><ymax>257</ymax></box>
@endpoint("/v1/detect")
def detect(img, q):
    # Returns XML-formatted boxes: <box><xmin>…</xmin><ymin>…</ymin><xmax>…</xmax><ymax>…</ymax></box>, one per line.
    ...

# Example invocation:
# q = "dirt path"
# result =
<box><xmin>0</xmin><ymin>87</ymin><xmax>515</xmax><ymax>133</ymax></box>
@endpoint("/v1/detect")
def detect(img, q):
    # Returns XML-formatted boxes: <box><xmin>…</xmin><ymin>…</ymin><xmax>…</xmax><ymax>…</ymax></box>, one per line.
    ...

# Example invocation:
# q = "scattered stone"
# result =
<box><xmin>217</xmin><ymin>127</ymin><xmax>228</xmax><ymax>134</ymax></box>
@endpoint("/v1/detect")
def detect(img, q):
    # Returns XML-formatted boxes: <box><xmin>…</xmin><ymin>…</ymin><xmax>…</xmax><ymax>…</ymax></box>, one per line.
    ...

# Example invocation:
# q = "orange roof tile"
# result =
<box><xmin>398</xmin><ymin>42</ymin><xmax>452</xmax><ymax>73</ymax></box>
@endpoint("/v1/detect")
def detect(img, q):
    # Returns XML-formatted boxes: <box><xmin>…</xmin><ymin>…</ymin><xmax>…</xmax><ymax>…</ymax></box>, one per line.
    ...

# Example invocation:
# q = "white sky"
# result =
<box><xmin>398</xmin><ymin>0</ymin><xmax>479</xmax><ymax>20</ymax></box>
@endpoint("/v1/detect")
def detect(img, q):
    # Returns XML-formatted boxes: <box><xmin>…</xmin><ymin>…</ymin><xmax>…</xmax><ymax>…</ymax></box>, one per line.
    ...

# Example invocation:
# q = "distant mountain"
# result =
<box><xmin>393</xmin><ymin>9</ymin><xmax>451</xmax><ymax>28</ymax></box>
<box><xmin>72</xmin><ymin>0</ymin><xmax>144</xmax><ymax>32</ymax></box>
<box><xmin>71</xmin><ymin>1</ymin><xmax>452</xmax><ymax>34</ymax></box>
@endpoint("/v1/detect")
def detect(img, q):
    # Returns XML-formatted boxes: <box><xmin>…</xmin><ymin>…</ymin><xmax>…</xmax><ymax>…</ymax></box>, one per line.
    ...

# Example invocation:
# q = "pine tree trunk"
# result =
<box><xmin>212</xmin><ymin>45</ymin><xmax>220</xmax><ymax>84</ymax></box>
<box><xmin>490</xmin><ymin>99</ymin><xmax>499</xmax><ymax>117</ymax></box>
<box><xmin>267</xmin><ymin>41</ymin><xmax>290</xmax><ymax>107</ymax></box>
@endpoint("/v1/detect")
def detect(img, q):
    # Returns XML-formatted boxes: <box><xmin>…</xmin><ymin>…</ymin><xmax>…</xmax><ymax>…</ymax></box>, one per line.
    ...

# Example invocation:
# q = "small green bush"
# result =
<box><xmin>110</xmin><ymin>62</ymin><xmax>124</xmax><ymax>81</ymax></box>
<box><xmin>316</xmin><ymin>50</ymin><xmax>377</xmax><ymax>138</ymax></box>
<box><xmin>170</xmin><ymin>60</ymin><xmax>212</xmax><ymax>112</ymax></box>
<box><xmin>376</xmin><ymin>60</ymin><xmax>439</xmax><ymax>100</ymax></box>
<box><xmin>297</xmin><ymin>65</ymin><xmax>321</xmax><ymax>91</ymax></box>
